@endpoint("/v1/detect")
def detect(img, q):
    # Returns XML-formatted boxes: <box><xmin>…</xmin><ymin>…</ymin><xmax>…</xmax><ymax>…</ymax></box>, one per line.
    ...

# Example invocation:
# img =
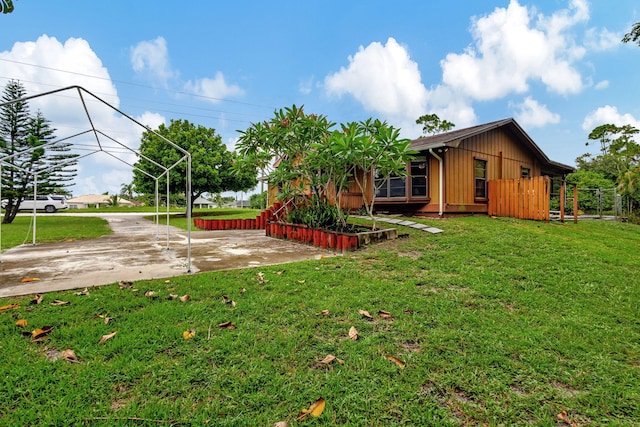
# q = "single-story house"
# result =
<box><xmin>270</xmin><ymin>118</ymin><xmax>575</xmax><ymax>218</ymax></box>
<box><xmin>193</xmin><ymin>196</ymin><xmax>216</xmax><ymax>209</ymax></box>
<box><xmin>67</xmin><ymin>194</ymin><xmax>135</xmax><ymax>209</ymax></box>
<box><xmin>366</xmin><ymin>118</ymin><xmax>575</xmax><ymax>216</ymax></box>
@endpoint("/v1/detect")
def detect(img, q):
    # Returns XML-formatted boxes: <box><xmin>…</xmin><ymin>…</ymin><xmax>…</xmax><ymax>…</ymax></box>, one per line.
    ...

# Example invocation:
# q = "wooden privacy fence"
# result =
<box><xmin>488</xmin><ymin>176</ymin><xmax>550</xmax><ymax>221</ymax></box>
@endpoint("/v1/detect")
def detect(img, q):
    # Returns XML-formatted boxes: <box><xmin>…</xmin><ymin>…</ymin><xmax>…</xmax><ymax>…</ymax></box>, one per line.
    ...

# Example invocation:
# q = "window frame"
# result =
<box><xmin>409</xmin><ymin>156</ymin><xmax>429</xmax><ymax>199</ymax></box>
<box><xmin>521</xmin><ymin>166</ymin><xmax>531</xmax><ymax>178</ymax></box>
<box><xmin>375</xmin><ymin>173</ymin><xmax>407</xmax><ymax>199</ymax></box>
<box><xmin>474</xmin><ymin>157</ymin><xmax>488</xmax><ymax>201</ymax></box>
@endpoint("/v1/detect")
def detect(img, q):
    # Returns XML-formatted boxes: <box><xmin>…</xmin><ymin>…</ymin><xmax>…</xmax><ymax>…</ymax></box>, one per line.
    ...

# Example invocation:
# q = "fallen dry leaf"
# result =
<box><xmin>557</xmin><ymin>411</ymin><xmax>578</xmax><ymax>427</ymax></box>
<box><xmin>21</xmin><ymin>277</ymin><xmax>40</xmax><ymax>283</ymax></box>
<box><xmin>257</xmin><ymin>272</ymin><xmax>269</xmax><ymax>284</ymax></box>
<box><xmin>30</xmin><ymin>294</ymin><xmax>43</xmax><ymax>305</ymax></box>
<box><xmin>378</xmin><ymin>310</ymin><xmax>392</xmax><ymax>319</ymax></box>
<box><xmin>15</xmin><ymin>319</ymin><xmax>28</xmax><ymax>328</ymax></box>
<box><xmin>320</xmin><ymin>354</ymin><xmax>336</xmax><ymax>364</ymax></box>
<box><xmin>50</xmin><ymin>300</ymin><xmax>70</xmax><ymax>306</ymax></box>
<box><xmin>320</xmin><ymin>309</ymin><xmax>330</xmax><ymax>316</ymax></box>
<box><xmin>144</xmin><ymin>290</ymin><xmax>158</xmax><ymax>299</ymax></box>
<box><xmin>275</xmin><ymin>269</ymin><xmax>285</xmax><ymax>275</ymax></box>
<box><xmin>118</xmin><ymin>280</ymin><xmax>132</xmax><ymax>289</ymax></box>
<box><xmin>297</xmin><ymin>397</ymin><xmax>326</xmax><ymax>421</ymax></box>
<box><xmin>167</xmin><ymin>294</ymin><xmax>179</xmax><ymax>300</ymax></box>
<box><xmin>221</xmin><ymin>295</ymin><xmax>230</xmax><ymax>304</ymax></box>
<box><xmin>31</xmin><ymin>326</ymin><xmax>54</xmax><ymax>342</ymax></box>
<box><xmin>75</xmin><ymin>288</ymin><xmax>90</xmax><ymax>296</ymax></box>
<box><xmin>240</xmin><ymin>287</ymin><xmax>246</xmax><ymax>294</ymax></box>
<box><xmin>385</xmin><ymin>355</ymin><xmax>406</xmax><ymax>369</ymax></box>
<box><xmin>164</xmin><ymin>280</ymin><xmax>171</xmax><ymax>284</ymax></box>
<box><xmin>182</xmin><ymin>330</ymin><xmax>196</xmax><ymax>340</ymax></box>
<box><xmin>179</xmin><ymin>294</ymin><xmax>191</xmax><ymax>303</ymax></box>
<box><xmin>348</xmin><ymin>326</ymin><xmax>358</xmax><ymax>340</ymax></box>
<box><xmin>297</xmin><ymin>280</ymin><xmax>306</xmax><ymax>284</ymax></box>
<box><xmin>99</xmin><ymin>331</ymin><xmax>117</xmax><ymax>345</ymax></box>
<box><xmin>358</xmin><ymin>309</ymin><xmax>373</xmax><ymax>320</ymax></box>
<box><xmin>0</xmin><ymin>303</ymin><xmax>20</xmax><ymax>312</ymax></box>
<box><xmin>274</xmin><ymin>422</ymin><xmax>288</xmax><ymax>427</ymax></box>
<box><xmin>218</xmin><ymin>321</ymin><xmax>236</xmax><ymax>329</ymax></box>
<box><xmin>61</xmin><ymin>349</ymin><xmax>79</xmax><ymax>363</ymax></box>
<box><xmin>96</xmin><ymin>313</ymin><xmax>114</xmax><ymax>324</ymax></box>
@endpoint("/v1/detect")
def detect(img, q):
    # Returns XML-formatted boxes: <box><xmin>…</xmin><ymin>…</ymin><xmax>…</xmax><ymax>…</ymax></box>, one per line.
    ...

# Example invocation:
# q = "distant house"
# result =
<box><xmin>67</xmin><ymin>194</ymin><xmax>135</xmax><ymax>209</ymax></box>
<box><xmin>193</xmin><ymin>196</ymin><xmax>216</xmax><ymax>209</ymax></box>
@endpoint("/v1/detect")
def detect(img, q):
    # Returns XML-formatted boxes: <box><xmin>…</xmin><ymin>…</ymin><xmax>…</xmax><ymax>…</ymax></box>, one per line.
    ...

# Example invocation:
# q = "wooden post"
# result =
<box><xmin>559</xmin><ymin>180</ymin><xmax>565</xmax><ymax>222</ymax></box>
<box><xmin>573</xmin><ymin>184</ymin><xmax>578</xmax><ymax>223</ymax></box>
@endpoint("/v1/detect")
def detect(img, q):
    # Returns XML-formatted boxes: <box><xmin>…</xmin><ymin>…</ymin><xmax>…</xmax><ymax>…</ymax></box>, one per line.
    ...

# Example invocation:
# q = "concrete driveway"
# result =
<box><xmin>0</xmin><ymin>213</ymin><xmax>330</xmax><ymax>298</ymax></box>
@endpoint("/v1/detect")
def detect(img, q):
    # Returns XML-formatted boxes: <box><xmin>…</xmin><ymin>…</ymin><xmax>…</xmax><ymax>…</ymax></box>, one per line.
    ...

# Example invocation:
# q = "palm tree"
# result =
<box><xmin>120</xmin><ymin>182</ymin><xmax>134</xmax><ymax>199</ymax></box>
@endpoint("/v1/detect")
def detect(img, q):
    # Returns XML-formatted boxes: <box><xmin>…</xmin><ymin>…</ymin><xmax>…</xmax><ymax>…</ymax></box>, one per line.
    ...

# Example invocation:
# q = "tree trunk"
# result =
<box><xmin>2</xmin><ymin>204</ymin><xmax>19</xmax><ymax>224</ymax></box>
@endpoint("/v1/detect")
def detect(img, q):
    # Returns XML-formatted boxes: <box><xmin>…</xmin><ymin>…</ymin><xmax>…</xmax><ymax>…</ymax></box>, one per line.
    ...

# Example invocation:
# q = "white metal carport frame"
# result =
<box><xmin>0</xmin><ymin>85</ymin><xmax>193</xmax><ymax>272</ymax></box>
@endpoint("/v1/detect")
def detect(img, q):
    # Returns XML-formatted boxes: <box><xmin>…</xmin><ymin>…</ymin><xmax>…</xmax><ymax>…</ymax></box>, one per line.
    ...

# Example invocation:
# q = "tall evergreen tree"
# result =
<box><xmin>0</xmin><ymin>80</ymin><xmax>78</xmax><ymax>223</ymax></box>
<box><xmin>30</xmin><ymin>111</ymin><xmax>78</xmax><ymax>195</ymax></box>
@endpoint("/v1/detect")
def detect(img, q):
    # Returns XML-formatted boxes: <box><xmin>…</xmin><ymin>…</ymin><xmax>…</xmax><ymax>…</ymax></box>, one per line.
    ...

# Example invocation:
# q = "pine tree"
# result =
<box><xmin>0</xmin><ymin>80</ymin><xmax>78</xmax><ymax>223</ymax></box>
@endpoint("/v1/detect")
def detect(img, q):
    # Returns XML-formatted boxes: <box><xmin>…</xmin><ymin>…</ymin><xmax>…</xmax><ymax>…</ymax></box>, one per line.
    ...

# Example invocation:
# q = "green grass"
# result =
<box><xmin>1</xmin><ymin>217</ymin><xmax>639</xmax><ymax>425</ymax></box>
<box><xmin>0</xmin><ymin>216</ymin><xmax>111</xmax><ymax>250</ymax></box>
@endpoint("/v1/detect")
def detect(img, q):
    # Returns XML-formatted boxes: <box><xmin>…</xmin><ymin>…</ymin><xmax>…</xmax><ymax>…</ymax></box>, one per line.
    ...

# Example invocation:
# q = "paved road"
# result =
<box><xmin>0</xmin><ymin>213</ymin><xmax>329</xmax><ymax>297</ymax></box>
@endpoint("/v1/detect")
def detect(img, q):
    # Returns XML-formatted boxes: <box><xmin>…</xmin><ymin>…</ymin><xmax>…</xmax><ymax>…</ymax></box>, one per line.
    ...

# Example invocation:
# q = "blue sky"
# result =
<box><xmin>1</xmin><ymin>0</ymin><xmax>638</xmax><ymax>197</ymax></box>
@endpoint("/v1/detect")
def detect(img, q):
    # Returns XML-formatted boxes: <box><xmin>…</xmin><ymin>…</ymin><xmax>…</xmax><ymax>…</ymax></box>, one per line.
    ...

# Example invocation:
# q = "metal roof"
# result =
<box><xmin>410</xmin><ymin>118</ymin><xmax>574</xmax><ymax>175</ymax></box>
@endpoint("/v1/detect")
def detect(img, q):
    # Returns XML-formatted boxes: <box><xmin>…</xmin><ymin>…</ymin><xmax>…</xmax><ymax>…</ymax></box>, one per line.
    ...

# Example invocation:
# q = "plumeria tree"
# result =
<box><xmin>324</xmin><ymin>119</ymin><xmax>414</xmax><ymax>230</ymax></box>
<box><xmin>237</xmin><ymin>106</ymin><xmax>414</xmax><ymax>230</ymax></box>
<box><xmin>236</xmin><ymin>104</ymin><xmax>334</xmax><ymax>200</ymax></box>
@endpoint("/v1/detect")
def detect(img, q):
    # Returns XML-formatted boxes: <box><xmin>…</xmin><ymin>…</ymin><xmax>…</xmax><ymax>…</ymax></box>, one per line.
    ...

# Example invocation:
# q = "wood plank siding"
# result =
<box><xmin>444</xmin><ymin>127</ymin><xmax>539</xmax><ymax>206</ymax></box>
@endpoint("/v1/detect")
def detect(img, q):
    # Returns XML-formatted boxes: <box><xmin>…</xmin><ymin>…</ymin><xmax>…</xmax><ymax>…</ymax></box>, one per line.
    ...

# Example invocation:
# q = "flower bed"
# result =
<box><xmin>265</xmin><ymin>221</ymin><xmax>397</xmax><ymax>252</ymax></box>
<box><xmin>193</xmin><ymin>202</ymin><xmax>284</xmax><ymax>231</ymax></box>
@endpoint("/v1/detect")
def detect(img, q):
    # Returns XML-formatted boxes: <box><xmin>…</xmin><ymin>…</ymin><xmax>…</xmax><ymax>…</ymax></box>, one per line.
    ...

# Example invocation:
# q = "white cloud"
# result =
<box><xmin>183</xmin><ymin>71</ymin><xmax>244</xmax><ymax>102</ymax></box>
<box><xmin>0</xmin><ymin>35</ymin><xmax>165</xmax><ymax>197</ymax></box>
<box><xmin>511</xmin><ymin>96</ymin><xmax>560</xmax><ymax>128</ymax></box>
<box><xmin>594</xmin><ymin>80</ymin><xmax>609</xmax><ymax>90</ymax></box>
<box><xmin>130</xmin><ymin>37</ymin><xmax>176</xmax><ymax>86</ymax></box>
<box><xmin>136</xmin><ymin>111</ymin><xmax>166</xmax><ymax>130</ymax></box>
<box><xmin>441</xmin><ymin>0</ymin><xmax>588</xmax><ymax>100</ymax></box>
<box><xmin>324</xmin><ymin>37</ymin><xmax>429</xmax><ymax>123</ymax></box>
<box><xmin>323</xmin><ymin>37</ymin><xmax>478</xmax><ymax>138</ymax></box>
<box><xmin>226</xmin><ymin>136</ymin><xmax>239</xmax><ymax>152</ymax></box>
<box><xmin>582</xmin><ymin>105</ymin><xmax>640</xmax><ymax>131</ymax></box>
<box><xmin>299</xmin><ymin>76</ymin><xmax>314</xmax><ymax>95</ymax></box>
<box><xmin>424</xmin><ymin>84</ymin><xmax>477</xmax><ymax>129</ymax></box>
<box><xmin>585</xmin><ymin>28</ymin><xmax>621</xmax><ymax>51</ymax></box>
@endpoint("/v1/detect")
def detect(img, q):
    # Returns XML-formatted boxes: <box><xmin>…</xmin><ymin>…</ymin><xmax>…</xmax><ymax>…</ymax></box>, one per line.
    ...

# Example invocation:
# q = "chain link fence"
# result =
<box><xmin>565</xmin><ymin>187</ymin><xmax>622</xmax><ymax>218</ymax></box>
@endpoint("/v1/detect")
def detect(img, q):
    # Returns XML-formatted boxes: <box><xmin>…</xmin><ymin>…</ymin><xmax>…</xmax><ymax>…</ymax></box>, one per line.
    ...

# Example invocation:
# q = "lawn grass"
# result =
<box><xmin>1</xmin><ymin>217</ymin><xmax>639</xmax><ymax>425</ymax></box>
<box><xmin>0</xmin><ymin>216</ymin><xmax>111</xmax><ymax>250</ymax></box>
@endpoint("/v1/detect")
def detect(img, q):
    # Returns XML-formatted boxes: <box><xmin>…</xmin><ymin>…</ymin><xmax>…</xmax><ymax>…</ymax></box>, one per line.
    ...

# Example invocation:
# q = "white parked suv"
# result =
<box><xmin>1</xmin><ymin>195</ymin><xmax>69</xmax><ymax>213</ymax></box>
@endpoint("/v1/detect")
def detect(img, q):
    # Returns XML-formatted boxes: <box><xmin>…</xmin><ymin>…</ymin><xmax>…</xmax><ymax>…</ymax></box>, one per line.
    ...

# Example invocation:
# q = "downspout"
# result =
<box><xmin>429</xmin><ymin>149</ymin><xmax>444</xmax><ymax>217</ymax></box>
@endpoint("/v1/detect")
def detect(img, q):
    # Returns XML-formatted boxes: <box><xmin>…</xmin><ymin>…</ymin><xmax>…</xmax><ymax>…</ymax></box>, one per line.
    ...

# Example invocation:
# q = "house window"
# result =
<box><xmin>474</xmin><ymin>158</ymin><xmax>487</xmax><ymax>199</ymax></box>
<box><xmin>410</xmin><ymin>157</ymin><xmax>428</xmax><ymax>198</ymax></box>
<box><xmin>375</xmin><ymin>173</ymin><xmax>406</xmax><ymax>198</ymax></box>
<box><xmin>521</xmin><ymin>167</ymin><xmax>531</xmax><ymax>178</ymax></box>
